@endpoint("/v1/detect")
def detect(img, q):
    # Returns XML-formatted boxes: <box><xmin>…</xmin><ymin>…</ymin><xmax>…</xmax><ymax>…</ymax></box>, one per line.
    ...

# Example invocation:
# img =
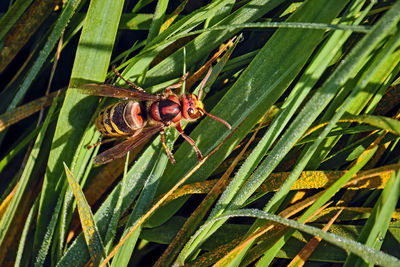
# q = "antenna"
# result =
<box><xmin>199</xmin><ymin>108</ymin><xmax>231</xmax><ymax>129</ymax></box>
<box><xmin>196</xmin><ymin>66</ymin><xmax>213</xmax><ymax>100</ymax></box>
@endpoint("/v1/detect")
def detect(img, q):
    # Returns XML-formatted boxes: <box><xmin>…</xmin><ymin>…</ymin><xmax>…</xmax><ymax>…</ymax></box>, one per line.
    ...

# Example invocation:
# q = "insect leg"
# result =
<box><xmin>87</xmin><ymin>137</ymin><xmax>117</xmax><ymax>149</ymax></box>
<box><xmin>160</xmin><ymin>127</ymin><xmax>176</xmax><ymax>164</ymax></box>
<box><xmin>175</xmin><ymin>122</ymin><xmax>203</xmax><ymax>161</ymax></box>
<box><xmin>112</xmin><ymin>65</ymin><xmax>145</xmax><ymax>92</ymax></box>
<box><xmin>165</xmin><ymin>72</ymin><xmax>189</xmax><ymax>93</ymax></box>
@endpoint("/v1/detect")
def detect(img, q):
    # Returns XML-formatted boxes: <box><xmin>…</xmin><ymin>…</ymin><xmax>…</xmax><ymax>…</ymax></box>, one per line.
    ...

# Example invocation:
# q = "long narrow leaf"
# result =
<box><xmin>176</xmin><ymin>0</ymin><xmax>351</xmax><ymax>261</ymax></box>
<box><xmin>344</xmin><ymin>167</ymin><xmax>400</xmax><ymax>266</ymax></box>
<box><xmin>34</xmin><ymin>0</ymin><xmax>124</xmax><ymax>262</ymax></box>
<box><xmin>194</xmin><ymin>209</ymin><xmax>400</xmax><ymax>267</ymax></box>
<box><xmin>63</xmin><ymin>163</ymin><xmax>106</xmax><ymax>266</ymax></box>
<box><xmin>0</xmin><ymin>97</ymin><xmax>57</xmax><ymax>248</ymax></box>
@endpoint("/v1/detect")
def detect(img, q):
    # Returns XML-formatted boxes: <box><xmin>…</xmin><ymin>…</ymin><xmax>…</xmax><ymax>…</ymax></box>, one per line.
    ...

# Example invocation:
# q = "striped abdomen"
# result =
<box><xmin>95</xmin><ymin>101</ymin><xmax>145</xmax><ymax>137</ymax></box>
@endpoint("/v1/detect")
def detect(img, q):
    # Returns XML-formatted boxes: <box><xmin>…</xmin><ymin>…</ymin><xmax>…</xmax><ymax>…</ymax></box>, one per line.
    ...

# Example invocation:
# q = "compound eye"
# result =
<box><xmin>188</xmin><ymin>108</ymin><xmax>201</xmax><ymax>119</ymax></box>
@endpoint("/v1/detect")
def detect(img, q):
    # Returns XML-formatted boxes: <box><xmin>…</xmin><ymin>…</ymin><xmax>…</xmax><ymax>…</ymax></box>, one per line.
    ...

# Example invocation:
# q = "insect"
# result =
<box><xmin>82</xmin><ymin>66</ymin><xmax>231</xmax><ymax>165</ymax></box>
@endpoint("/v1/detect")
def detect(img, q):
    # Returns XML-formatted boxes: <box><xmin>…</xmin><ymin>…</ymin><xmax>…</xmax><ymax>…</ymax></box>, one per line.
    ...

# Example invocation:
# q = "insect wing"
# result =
<box><xmin>93</xmin><ymin>125</ymin><xmax>162</xmax><ymax>165</ymax></box>
<box><xmin>79</xmin><ymin>84</ymin><xmax>158</xmax><ymax>101</ymax></box>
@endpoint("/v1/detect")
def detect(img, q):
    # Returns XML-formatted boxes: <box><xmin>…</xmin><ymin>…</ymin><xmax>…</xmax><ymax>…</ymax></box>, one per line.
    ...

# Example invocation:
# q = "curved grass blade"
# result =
<box><xmin>0</xmin><ymin>97</ymin><xmax>57</xmax><ymax>249</ymax></box>
<box><xmin>142</xmin><ymin>0</ymin><xmax>286</xmax><ymax>87</ymax></box>
<box><xmin>0</xmin><ymin>0</ymin><xmax>33</xmax><ymax>40</ymax></box>
<box><xmin>15</xmin><ymin>198</ymin><xmax>39</xmax><ymax>267</ymax></box>
<box><xmin>33</xmin><ymin>0</ymin><xmax>124</xmax><ymax>263</ymax></box>
<box><xmin>255</xmin><ymin>134</ymin><xmax>384</xmax><ymax>266</ymax></box>
<box><xmin>146</xmin><ymin>0</ymin><xmax>168</xmax><ymax>43</ymax></box>
<box><xmin>110</xmin><ymin>139</ymin><xmax>171</xmax><ymax>267</ymax></box>
<box><xmin>63</xmin><ymin>163</ymin><xmax>106</xmax><ymax>266</ymax></box>
<box><xmin>5</xmin><ymin>0</ymin><xmax>80</xmax><ymax>112</ymax></box>
<box><xmin>344</xmin><ymin>167</ymin><xmax>400</xmax><ymax>266</ymax></box>
<box><xmin>57</xmin><ymin>137</ymin><xmax>173</xmax><ymax>266</ymax></box>
<box><xmin>340</xmin><ymin>114</ymin><xmax>400</xmax><ymax>136</ymax></box>
<box><xmin>239</xmin><ymin>223</ymin><xmax>400</xmax><ymax>265</ymax></box>
<box><xmin>193</xmin><ymin>209</ymin><xmax>400</xmax><ymax>267</ymax></box>
<box><xmin>175</xmin><ymin>0</ymin><xmax>352</xmax><ymax>260</ymax></box>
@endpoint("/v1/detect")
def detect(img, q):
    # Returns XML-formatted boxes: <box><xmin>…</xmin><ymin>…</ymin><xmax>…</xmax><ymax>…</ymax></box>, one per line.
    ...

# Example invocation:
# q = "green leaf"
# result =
<box><xmin>6</xmin><ymin>0</ymin><xmax>80</xmax><ymax>112</ymax></box>
<box><xmin>195</xmin><ymin>209</ymin><xmax>400</xmax><ymax>267</ymax></box>
<box><xmin>0</xmin><ymin>97</ymin><xmax>57</xmax><ymax>248</ymax></box>
<box><xmin>15</xmin><ymin>198</ymin><xmax>39</xmax><ymax>267</ymax></box>
<box><xmin>175</xmin><ymin>0</ymin><xmax>351</xmax><ymax>262</ymax></box>
<box><xmin>57</xmin><ymin>136</ymin><xmax>171</xmax><ymax>266</ymax></box>
<box><xmin>33</xmin><ymin>0</ymin><xmax>124</xmax><ymax>262</ymax></box>
<box><xmin>142</xmin><ymin>0</ymin><xmax>286</xmax><ymax>86</ymax></box>
<box><xmin>146</xmin><ymin>0</ymin><xmax>169</xmax><ymax>43</ymax></box>
<box><xmin>344</xmin><ymin>168</ymin><xmax>400</xmax><ymax>266</ymax></box>
<box><xmin>341</xmin><ymin>114</ymin><xmax>400</xmax><ymax>136</ymax></box>
<box><xmin>111</xmin><ymin>137</ymin><xmax>171</xmax><ymax>267</ymax></box>
<box><xmin>0</xmin><ymin>0</ymin><xmax>34</xmax><ymax>41</ymax></box>
<box><xmin>63</xmin><ymin>163</ymin><xmax>106</xmax><ymax>266</ymax></box>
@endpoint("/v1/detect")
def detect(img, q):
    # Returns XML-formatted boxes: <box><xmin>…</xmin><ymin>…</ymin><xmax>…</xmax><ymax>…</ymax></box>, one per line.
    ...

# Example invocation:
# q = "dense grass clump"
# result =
<box><xmin>1</xmin><ymin>0</ymin><xmax>400</xmax><ymax>266</ymax></box>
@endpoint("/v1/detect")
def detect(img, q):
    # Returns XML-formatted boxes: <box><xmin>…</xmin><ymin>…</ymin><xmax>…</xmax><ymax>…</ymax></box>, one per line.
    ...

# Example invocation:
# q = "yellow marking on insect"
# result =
<box><xmin>195</xmin><ymin>97</ymin><xmax>204</xmax><ymax>109</ymax></box>
<box><xmin>102</xmin><ymin>106</ymin><xmax>116</xmax><ymax>135</ymax></box>
<box><xmin>109</xmin><ymin>104</ymin><xmax>127</xmax><ymax>135</ymax></box>
<box><xmin>195</xmin><ymin>98</ymin><xmax>205</xmax><ymax>116</ymax></box>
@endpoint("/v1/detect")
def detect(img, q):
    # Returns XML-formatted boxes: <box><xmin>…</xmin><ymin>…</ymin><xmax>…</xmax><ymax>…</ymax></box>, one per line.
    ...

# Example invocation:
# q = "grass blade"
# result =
<box><xmin>146</xmin><ymin>0</ymin><xmax>168</xmax><ymax>43</ymax></box>
<box><xmin>5</xmin><ymin>0</ymin><xmax>80</xmax><ymax>111</ymax></box>
<box><xmin>175</xmin><ymin>0</ymin><xmax>351</xmax><ymax>261</ymax></box>
<box><xmin>57</xmin><ymin>136</ymin><xmax>172</xmax><ymax>266</ymax></box>
<box><xmin>344</xmin><ymin>167</ymin><xmax>400</xmax><ymax>266</ymax></box>
<box><xmin>110</xmin><ymin>139</ymin><xmax>169</xmax><ymax>267</ymax></box>
<box><xmin>0</xmin><ymin>97</ymin><xmax>57</xmax><ymax>249</ymax></box>
<box><xmin>33</xmin><ymin>0</ymin><xmax>124</xmax><ymax>262</ymax></box>
<box><xmin>63</xmin><ymin>163</ymin><xmax>106</xmax><ymax>266</ymax></box>
<box><xmin>198</xmin><ymin>209</ymin><xmax>400</xmax><ymax>267</ymax></box>
<box><xmin>0</xmin><ymin>0</ymin><xmax>33</xmax><ymax>40</ymax></box>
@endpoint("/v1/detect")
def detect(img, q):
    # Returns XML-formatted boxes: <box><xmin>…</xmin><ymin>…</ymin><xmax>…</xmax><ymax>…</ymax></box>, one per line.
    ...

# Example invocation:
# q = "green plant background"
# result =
<box><xmin>0</xmin><ymin>0</ymin><xmax>400</xmax><ymax>266</ymax></box>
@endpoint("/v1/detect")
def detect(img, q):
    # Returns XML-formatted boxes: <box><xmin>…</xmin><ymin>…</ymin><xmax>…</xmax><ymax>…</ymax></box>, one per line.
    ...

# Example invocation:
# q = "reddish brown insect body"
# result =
<box><xmin>150</xmin><ymin>95</ymin><xmax>182</xmax><ymax>123</ymax></box>
<box><xmin>83</xmin><ymin>67</ymin><xmax>231</xmax><ymax>165</ymax></box>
